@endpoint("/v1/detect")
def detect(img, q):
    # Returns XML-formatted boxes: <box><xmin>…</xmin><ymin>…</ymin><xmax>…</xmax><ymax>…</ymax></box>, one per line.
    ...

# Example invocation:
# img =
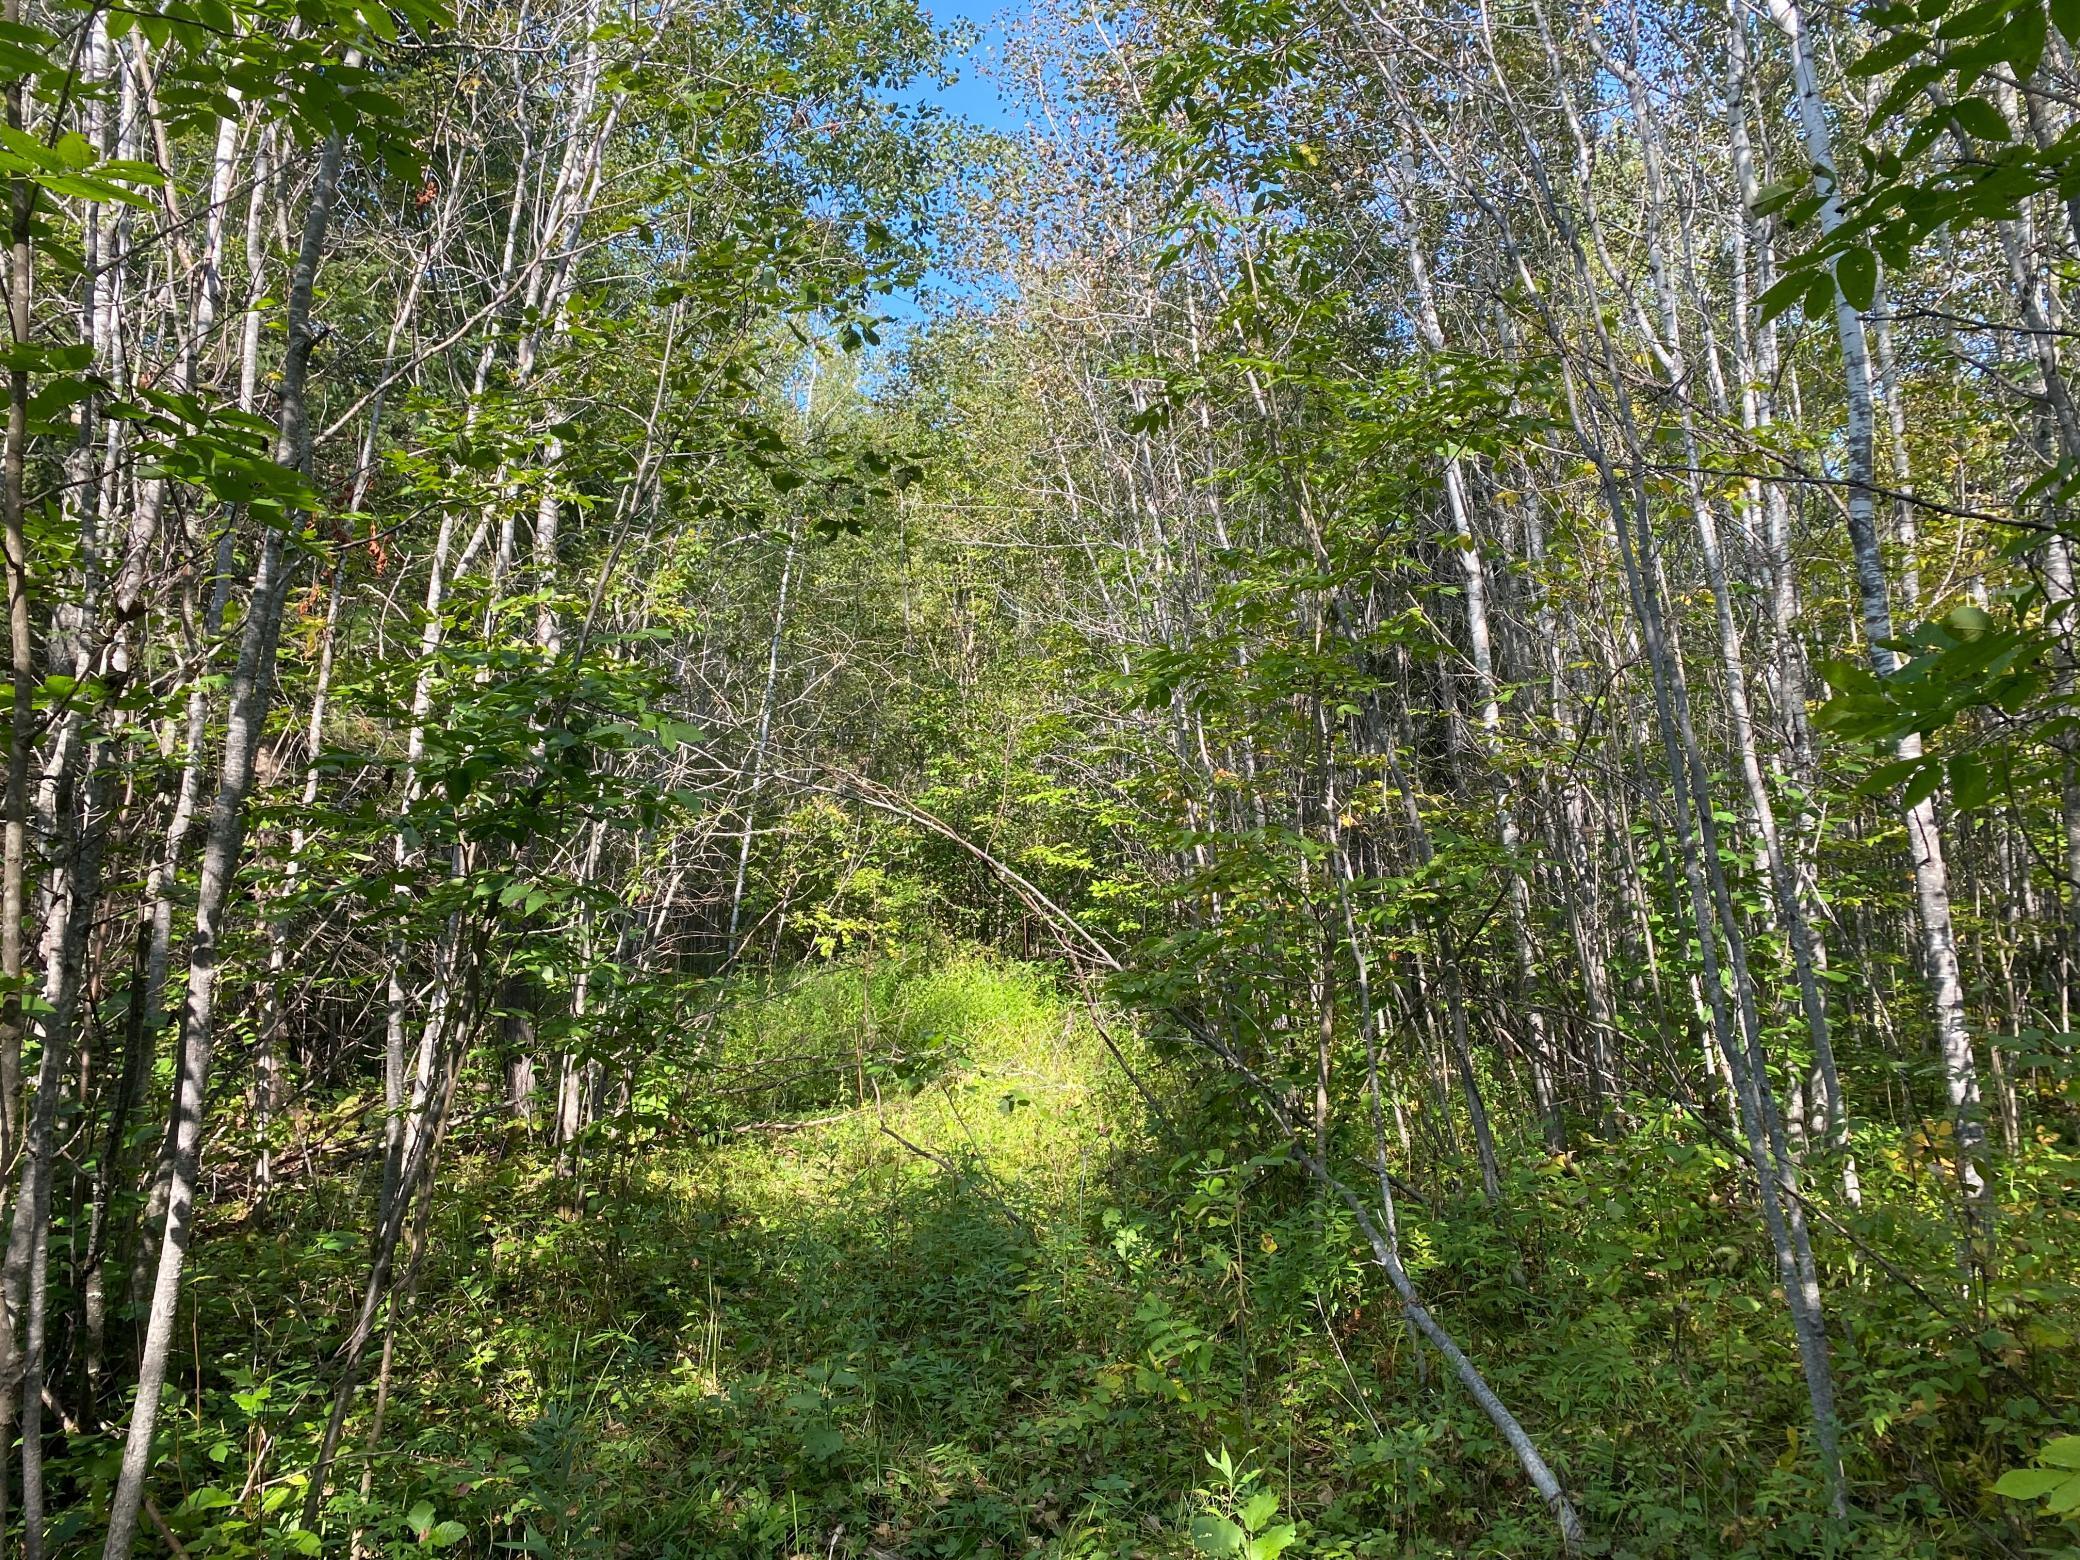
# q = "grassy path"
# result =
<box><xmin>405</xmin><ymin>955</ymin><xmax>1218</xmax><ymax>1558</ymax></box>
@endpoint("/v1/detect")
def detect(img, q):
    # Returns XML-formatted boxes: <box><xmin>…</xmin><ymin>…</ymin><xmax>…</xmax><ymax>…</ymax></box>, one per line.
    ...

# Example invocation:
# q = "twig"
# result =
<box><xmin>877</xmin><ymin>1123</ymin><xmax>1035</xmax><ymax>1238</ymax></box>
<box><xmin>725</xmin><ymin>1110</ymin><xmax>856</xmax><ymax>1136</ymax></box>
<box><xmin>145</xmin><ymin>1498</ymin><xmax>192</xmax><ymax>1557</ymax></box>
<box><xmin>1078</xmin><ymin>981</ymin><xmax>1176</xmax><ymax>1137</ymax></box>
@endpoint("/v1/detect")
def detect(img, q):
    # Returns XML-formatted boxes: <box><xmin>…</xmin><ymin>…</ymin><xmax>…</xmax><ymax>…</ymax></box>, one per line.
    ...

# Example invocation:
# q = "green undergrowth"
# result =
<box><xmin>63</xmin><ymin>951</ymin><xmax>2080</xmax><ymax>1558</ymax></box>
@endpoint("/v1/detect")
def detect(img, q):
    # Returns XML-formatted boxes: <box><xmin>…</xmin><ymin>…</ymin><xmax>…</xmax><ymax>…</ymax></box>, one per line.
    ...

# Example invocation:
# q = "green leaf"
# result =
<box><xmin>1239</xmin><ymin>1489</ymin><xmax>1280</xmax><ymax>1532</ymax></box>
<box><xmin>1749</xmin><ymin>176</ymin><xmax>1804</xmax><ymax>216</ymax></box>
<box><xmin>1948</xmin><ymin>751</ymin><xmax>1994</xmax><ymax>810</ymax></box>
<box><xmin>426</xmin><ymin>1521</ymin><xmax>467</xmax><ymax>1548</ymax></box>
<box><xmin>1757</xmin><ymin>268</ymin><xmax>1814</xmax><ymax>324</ymax></box>
<box><xmin>1993</xmin><ymin>1467</ymin><xmax>2066</xmax><ymax>1498</ymax></box>
<box><xmin>1851</xmin><ymin>31</ymin><xmax>1930</xmax><ymax>73</ymax></box>
<box><xmin>1191</xmin><ymin>1514</ymin><xmax>1246</xmax><ymax>1555</ymax></box>
<box><xmin>1804</xmin><ymin>272</ymin><xmax>1841</xmax><ymax>322</ymax></box>
<box><xmin>1936</xmin><ymin>0</ymin><xmax>2010</xmax><ymax>38</ymax></box>
<box><xmin>1950</xmin><ymin>96</ymin><xmax>2014</xmax><ymax>141</ymax></box>
<box><xmin>1901</xmin><ymin>759</ymin><xmax>1944</xmax><ymax>809</ymax></box>
<box><xmin>1836</xmin><ymin>247</ymin><xmax>1878</xmax><ymax>311</ymax></box>
<box><xmin>1875</xmin><ymin>61</ymin><xmax>1947</xmax><ymax>124</ymax></box>
<box><xmin>1947</xmin><ymin>603</ymin><xmax>1996</xmax><ymax>640</ymax></box>
<box><xmin>2054</xmin><ymin>0</ymin><xmax>2080</xmax><ymax>44</ymax></box>
<box><xmin>2040</xmin><ymin>1435</ymin><xmax>2080</xmax><ymax>1469</ymax></box>
<box><xmin>50</xmin><ymin>131</ymin><xmax>94</xmax><ymax>170</ymax></box>
<box><xmin>2001</xmin><ymin>4</ymin><xmax>2047</xmax><ymax>73</ymax></box>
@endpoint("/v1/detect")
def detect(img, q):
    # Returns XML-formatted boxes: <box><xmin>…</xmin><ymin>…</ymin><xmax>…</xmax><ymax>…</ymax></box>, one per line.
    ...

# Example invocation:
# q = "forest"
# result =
<box><xmin>0</xmin><ymin>0</ymin><xmax>2074</xmax><ymax>1550</ymax></box>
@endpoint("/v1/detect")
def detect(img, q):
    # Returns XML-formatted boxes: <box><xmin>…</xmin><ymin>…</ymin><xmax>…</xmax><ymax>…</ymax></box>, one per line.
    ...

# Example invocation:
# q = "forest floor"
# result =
<box><xmin>175</xmin><ymin>955</ymin><xmax>1236</xmax><ymax>1558</ymax></box>
<box><xmin>149</xmin><ymin>952</ymin><xmax>2080</xmax><ymax>1560</ymax></box>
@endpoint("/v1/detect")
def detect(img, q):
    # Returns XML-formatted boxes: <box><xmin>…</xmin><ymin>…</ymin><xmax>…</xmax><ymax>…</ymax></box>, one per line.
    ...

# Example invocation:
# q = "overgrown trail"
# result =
<box><xmin>284</xmin><ymin>957</ymin><xmax>1209</xmax><ymax>1557</ymax></box>
<box><xmin>214</xmin><ymin>954</ymin><xmax>1580</xmax><ymax>1559</ymax></box>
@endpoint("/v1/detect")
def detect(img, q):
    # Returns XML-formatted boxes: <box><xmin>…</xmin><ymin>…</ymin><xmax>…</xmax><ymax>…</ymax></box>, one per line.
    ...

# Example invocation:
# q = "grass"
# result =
<box><xmin>228</xmin><ymin>951</ymin><xmax>1215</xmax><ymax>1559</ymax></box>
<box><xmin>86</xmin><ymin>949</ymin><xmax>2080</xmax><ymax>1559</ymax></box>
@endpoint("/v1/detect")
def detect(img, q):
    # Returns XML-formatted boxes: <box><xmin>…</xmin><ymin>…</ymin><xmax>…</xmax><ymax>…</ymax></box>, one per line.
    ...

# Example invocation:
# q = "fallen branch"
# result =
<box><xmin>1173</xmin><ymin>1010</ymin><xmax>1586</xmax><ymax>1552</ymax></box>
<box><xmin>877</xmin><ymin>1123</ymin><xmax>1036</xmax><ymax>1238</ymax></box>
<box><xmin>1077</xmin><ymin>980</ymin><xmax>1176</xmax><ymax>1138</ymax></box>
<box><xmin>726</xmin><ymin>1111</ymin><xmax>857</xmax><ymax>1136</ymax></box>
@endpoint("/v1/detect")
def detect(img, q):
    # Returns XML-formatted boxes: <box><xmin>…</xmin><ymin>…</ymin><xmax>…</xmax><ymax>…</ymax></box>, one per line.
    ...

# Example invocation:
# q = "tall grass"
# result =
<box><xmin>683</xmin><ymin>948</ymin><xmax>1077</xmax><ymax>1127</ymax></box>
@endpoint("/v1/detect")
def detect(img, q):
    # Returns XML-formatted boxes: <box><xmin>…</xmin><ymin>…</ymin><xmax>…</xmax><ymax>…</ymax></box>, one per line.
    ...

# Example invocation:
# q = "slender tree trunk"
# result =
<box><xmin>726</xmin><ymin>523</ymin><xmax>801</xmax><ymax>956</ymax></box>
<box><xmin>1768</xmin><ymin>0</ymin><xmax>1992</xmax><ymax>1257</ymax></box>
<box><xmin>102</xmin><ymin>93</ymin><xmax>355</xmax><ymax>1559</ymax></box>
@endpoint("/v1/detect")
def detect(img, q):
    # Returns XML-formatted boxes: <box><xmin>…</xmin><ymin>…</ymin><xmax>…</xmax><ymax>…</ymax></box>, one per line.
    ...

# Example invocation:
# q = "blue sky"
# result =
<box><xmin>875</xmin><ymin>0</ymin><xmax>1024</xmax><ymax>322</ymax></box>
<box><xmin>916</xmin><ymin>0</ymin><xmax>1020</xmax><ymax>134</ymax></box>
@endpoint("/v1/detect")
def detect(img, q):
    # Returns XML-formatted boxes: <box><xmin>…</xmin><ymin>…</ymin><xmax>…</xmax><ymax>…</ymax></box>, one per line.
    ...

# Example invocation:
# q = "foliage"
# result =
<box><xmin>11</xmin><ymin>0</ymin><xmax>2080</xmax><ymax>1550</ymax></box>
